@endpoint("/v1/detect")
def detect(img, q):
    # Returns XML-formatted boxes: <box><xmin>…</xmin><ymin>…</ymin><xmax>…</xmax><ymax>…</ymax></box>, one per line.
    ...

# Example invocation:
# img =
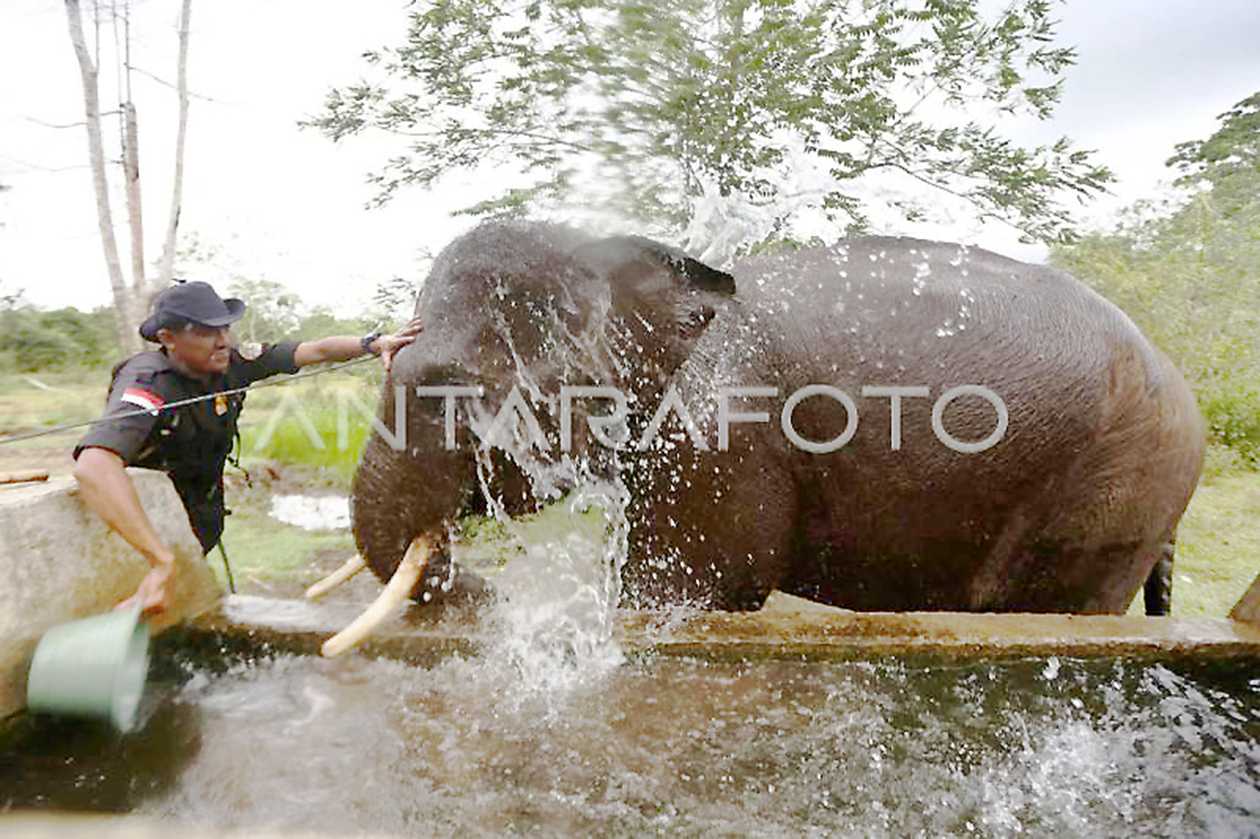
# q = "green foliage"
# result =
<box><xmin>309</xmin><ymin>0</ymin><xmax>1110</xmax><ymax>247</ymax></box>
<box><xmin>0</xmin><ymin>304</ymin><xmax>120</xmax><ymax>373</ymax></box>
<box><xmin>294</xmin><ymin>306</ymin><xmax>374</xmax><ymax>343</ymax></box>
<box><xmin>1053</xmin><ymin>92</ymin><xmax>1260</xmax><ymax>468</ymax></box>
<box><xmin>1197</xmin><ymin>377</ymin><xmax>1260</xmax><ymax>466</ymax></box>
<box><xmin>1168</xmin><ymin>91</ymin><xmax>1260</xmax><ymax>210</ymax></box>
<box><xmin>741</xmin><ymin>234</ymin><xmax>827</xmax><ymax>257</ymax></box>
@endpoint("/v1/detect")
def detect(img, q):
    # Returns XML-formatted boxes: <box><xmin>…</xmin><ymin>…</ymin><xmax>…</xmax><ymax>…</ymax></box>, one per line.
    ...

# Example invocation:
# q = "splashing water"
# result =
<box><xmin>473</xmin><ymin>478</ymin><xmax>630</xmax><ymax>706</ymax></box>
<box><xmin>455</xmin><ymin>306</ymin><xmax>634</xmax><ymax>703</ymax></box>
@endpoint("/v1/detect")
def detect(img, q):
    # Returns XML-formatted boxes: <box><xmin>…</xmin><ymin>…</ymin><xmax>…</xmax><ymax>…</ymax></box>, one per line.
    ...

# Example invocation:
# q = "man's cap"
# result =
<box><xmin>139</xmin><ymin>280</ymin><xmax>246</xmax><ymax>342</ymax></box>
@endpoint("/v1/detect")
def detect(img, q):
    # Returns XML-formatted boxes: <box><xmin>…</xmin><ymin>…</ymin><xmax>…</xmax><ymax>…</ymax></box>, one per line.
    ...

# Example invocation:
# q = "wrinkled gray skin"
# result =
<box><xmin>351</xmin><ymin>221</ymin><xmax>1204</xmax><ymax>614</ymax></box>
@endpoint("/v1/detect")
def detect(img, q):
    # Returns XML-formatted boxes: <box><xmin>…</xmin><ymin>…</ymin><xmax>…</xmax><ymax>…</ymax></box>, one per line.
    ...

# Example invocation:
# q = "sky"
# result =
<box><xmin>1</xmin><ymin>0</ymin><xmax>1258</xmax><ymax>312</ymax></box>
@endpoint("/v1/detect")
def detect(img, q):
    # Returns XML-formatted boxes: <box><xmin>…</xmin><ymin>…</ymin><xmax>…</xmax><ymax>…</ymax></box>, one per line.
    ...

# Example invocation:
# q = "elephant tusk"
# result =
<box><xmin>304</xmin><ymin>554</ymin><xmax>367</xmax><ymax>600</ymax></box>
<box><xmin>320</xmin><ymin>536</ymin><xmax>432</xmax><ymax>658</ymax></box>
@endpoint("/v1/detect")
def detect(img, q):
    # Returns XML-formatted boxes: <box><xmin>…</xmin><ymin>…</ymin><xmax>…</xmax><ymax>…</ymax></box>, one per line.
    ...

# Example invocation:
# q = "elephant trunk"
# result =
<box><xmin>350</xmin><ymin>411</ymin><xmax>470</xmax><ymax>580</ymax></box>
<box><xmin>350</xmin><ymin>431</ymin><xmax>420</xmax><ymax>582</ymax></box>
<box><xmin>328</xmin><ymin>408</ymin><xmax>475</xmax><ymax>654</ymax></box>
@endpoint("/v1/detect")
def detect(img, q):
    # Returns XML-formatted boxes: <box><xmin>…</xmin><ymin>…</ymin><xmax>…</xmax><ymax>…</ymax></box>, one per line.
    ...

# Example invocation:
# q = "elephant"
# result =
<box><xmin>316</xmin><ymin>220</ymin><xmax>1204</xmax><ymax>654</ymax></box>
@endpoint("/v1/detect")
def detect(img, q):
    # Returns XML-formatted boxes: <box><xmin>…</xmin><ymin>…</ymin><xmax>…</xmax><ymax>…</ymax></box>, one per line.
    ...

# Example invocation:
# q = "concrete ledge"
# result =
<box><xmin>0</xmin><ymin>814</ymin><xmax>395</xmax><ymax>839</ymax></box>
<box><xmin>0</xmin><ymin>472</ymin><xmax>222</xmax><ymax>719</ymax></box>
<box><xmin>180</xmin><ymin>591</ymin><xmax>1260</xmax><ymax>666</ymax></box>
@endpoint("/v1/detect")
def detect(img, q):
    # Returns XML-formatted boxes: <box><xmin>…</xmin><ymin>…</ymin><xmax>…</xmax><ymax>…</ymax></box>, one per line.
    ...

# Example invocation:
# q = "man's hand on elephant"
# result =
<box><xmin>115</xmin><ymin>560</ymin><xmax>174</xmax><ymax>617</ymax></box>
<box><xmin>377</xmin><ymin>317</ymin><xmax>423</xmax><ymax>373</ymax></box>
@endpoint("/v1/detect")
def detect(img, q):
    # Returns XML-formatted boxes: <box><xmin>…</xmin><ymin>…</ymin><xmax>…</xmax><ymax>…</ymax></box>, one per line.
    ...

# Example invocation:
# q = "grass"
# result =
<box><xmin>1168</xmin><ymin>468</ymin><xmax>1260</xmax><ymax>617</ymax></box>
<box><xmin>214</xmin><ymin>479</ymin><xmax>356</xmax><ymax>593</ymax></box>
<box><xmin>0</xmin><ymin>370</ymin><xmax>106</xmax><ymax>436</ymax></box>
<box><xmin>237</xmin><ymin>377</ymin><xmax>377</xmax><ymax>482</ymax></box>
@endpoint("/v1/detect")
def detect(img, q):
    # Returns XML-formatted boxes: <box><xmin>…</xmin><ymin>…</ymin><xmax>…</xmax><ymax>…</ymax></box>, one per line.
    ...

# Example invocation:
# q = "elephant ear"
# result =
<box><xmin>574</xmin><ymin>235</ymin><xmax>735</xmax><ymax>341</ymax></box>
<box><xmin>596</xmin><ymin>235</ymin><xmax>736</xmax><ymax>294</ymax></box>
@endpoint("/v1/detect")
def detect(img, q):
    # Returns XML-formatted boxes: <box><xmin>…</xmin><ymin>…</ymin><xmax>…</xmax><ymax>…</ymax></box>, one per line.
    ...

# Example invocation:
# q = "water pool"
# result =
<box><xmin>3</xmin><ymin>640</ymin><xmax>1257</xmax><ymax>837</ymax></box>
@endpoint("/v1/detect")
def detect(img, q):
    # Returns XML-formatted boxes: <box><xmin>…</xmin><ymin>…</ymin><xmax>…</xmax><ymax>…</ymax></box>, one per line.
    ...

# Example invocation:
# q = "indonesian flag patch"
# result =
<box><xmin>121</xmin><ymin>386</ymin><xmax>165</xmax><ymax>415</ymax></box>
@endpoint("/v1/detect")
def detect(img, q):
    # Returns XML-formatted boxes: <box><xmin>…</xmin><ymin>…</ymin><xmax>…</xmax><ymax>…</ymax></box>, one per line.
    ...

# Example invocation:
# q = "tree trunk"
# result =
<box><xmin>65</xmin><ymin>0</ymin><xmax>139</xmax><ymax>355</ymax></box>
<box><xmin>122</xmin><ymin>101</ymin><xmax>146</xmax><ymax>302</ymax></box>
<box><xmin>155</xmin><ymin>0</ymin><xmax>192</xmax><ymax>293</ymax></box>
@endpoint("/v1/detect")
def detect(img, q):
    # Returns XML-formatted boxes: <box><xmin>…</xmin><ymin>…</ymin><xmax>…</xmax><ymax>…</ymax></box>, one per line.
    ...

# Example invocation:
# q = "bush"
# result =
<box><xmin>1197</xmin><ymin>377</ymin><xmax>1260</xmax><ymax>466</ymax></box>
<box><xmin>1052</xmin><ymin>168</ymin><xmax>1259</xmax><ymax>471</ymax></box>
<box><xmin>5</xmin><ymin>320</ymin><xmax>76</xmax><ymax>371</ymax></box>
<box><xmin>0</xmin><ymin>305</ymin><xmax>120</xmax><ymax>372</ymax></box>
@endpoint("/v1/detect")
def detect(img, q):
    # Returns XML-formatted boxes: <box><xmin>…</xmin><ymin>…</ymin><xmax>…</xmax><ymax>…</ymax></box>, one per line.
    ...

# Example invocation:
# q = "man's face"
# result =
<box><xmin>160</xmin><ymin>323</ymin><xmax>232</xmax><ymax>377</ymax></box>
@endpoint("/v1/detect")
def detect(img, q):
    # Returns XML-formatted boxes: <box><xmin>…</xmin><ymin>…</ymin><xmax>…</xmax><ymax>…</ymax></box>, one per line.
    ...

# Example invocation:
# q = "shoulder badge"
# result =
<box><xmin>238</xmin><ymin>341</ymin><xmax>264</xmax><ymax>361</ymax></box>
<box><xmin>121</xmin><ymin>386</ymin><xmax>166</xmax><ymax>416</ymax></box>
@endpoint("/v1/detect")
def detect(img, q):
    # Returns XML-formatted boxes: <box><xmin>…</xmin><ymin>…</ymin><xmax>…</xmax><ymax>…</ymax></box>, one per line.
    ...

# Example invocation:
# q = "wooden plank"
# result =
<box><xmin>0</xmin><ymin>470</ymin><xmax>50</xmax><ymax>485</ymax></box>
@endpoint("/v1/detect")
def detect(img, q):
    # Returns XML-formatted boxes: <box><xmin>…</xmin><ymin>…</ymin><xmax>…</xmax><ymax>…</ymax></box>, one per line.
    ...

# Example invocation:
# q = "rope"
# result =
<box><xmin>218</xmin><ymin>541</ymin><xmax>237</xmax><ymax>594</ymax></box>
<box><xmin>0</xmin><ymin>355</ymin><xmax>377</xmax><ymax>446</ymax></box>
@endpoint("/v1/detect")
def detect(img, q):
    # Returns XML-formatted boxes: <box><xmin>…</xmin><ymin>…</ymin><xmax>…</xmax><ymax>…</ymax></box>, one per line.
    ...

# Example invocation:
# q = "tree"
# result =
<box><xmin>1167</xmin><ymin>91</ymin><xmax>1260</xmax><ymax>217</ymax></box>
<box><xmin>0</xmin><ymin>279</ymin><xmax>23</xmax><ymax>312</ymax></box>
<box><xmin>366</xmin><ymin>275</ymin><xmax>420</xmax><ymax>325</ymax></box>
<box><xmin>226</xmin><ymin>277</ymin><xmax>302</xmax><ymax>344</ymax></box>
<box><xmin>64</xmin><ymin>0</ymin><xmax>194</xmax><ymax>354</ymax></box>
<box><xmin>1052</xmin><ymin>90</ymin><xmax>1260</xmax><ymax>465</ymax></box>
<box><xmin>310</xmin><ymin>0</ymin><xmax>1111</xmax><ymax>261</ymax></box>
<box><xmin>65</xmin><ymin>0</ymin><xmax>133</xmax><ymax>352</ymax></box>
<box><xmin>155</xmin><ymin>0</ymin><xmax>194</xmax><ymax>289</ymax></box>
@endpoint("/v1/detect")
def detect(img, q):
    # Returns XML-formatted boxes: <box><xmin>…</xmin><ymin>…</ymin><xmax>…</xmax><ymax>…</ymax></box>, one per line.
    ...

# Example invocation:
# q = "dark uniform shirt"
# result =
<box><xmin>74</xmin><ymin>342</ymin><xmax>300</xmax><ymax>553</ymax></box>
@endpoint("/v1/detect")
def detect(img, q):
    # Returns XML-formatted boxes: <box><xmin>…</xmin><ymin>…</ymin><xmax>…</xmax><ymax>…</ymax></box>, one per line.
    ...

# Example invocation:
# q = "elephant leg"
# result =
<box><xmin>1143</xmin><ymin>540</ymin><xmax>1175</xmax><ymax>616</ymax></box>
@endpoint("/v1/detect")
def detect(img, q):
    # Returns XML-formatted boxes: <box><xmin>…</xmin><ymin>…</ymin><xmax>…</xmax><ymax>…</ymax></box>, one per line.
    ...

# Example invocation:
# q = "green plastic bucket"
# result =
<box><xmin>26</xmin><ymin>605</ymin><xmax>150</xmax><ymax>731</ymax></box>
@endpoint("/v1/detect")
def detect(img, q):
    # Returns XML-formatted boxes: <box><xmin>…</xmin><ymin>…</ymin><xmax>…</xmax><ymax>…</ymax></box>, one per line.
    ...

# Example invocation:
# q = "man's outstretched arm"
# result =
<box><xmin>293</xmin><ymin>317</ymin><xmax>423</xmax><ymax>372</ymax></box>
<box><xmin>73</xmin><ymin>447</ymin><xmax>175</xmax><ymax>614</ymax></box>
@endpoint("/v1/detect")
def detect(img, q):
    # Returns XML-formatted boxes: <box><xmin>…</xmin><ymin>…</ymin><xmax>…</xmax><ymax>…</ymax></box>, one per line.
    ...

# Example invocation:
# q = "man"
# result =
<box><xmin>73</xmin><ymin>280</ymin><xmax>420</xmax><ymax>615</ymax></box>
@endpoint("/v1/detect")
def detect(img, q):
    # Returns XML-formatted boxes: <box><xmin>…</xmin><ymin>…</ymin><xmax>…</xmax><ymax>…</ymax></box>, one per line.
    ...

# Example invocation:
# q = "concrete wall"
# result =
<box><xmin>0</xmin><ymin>471</ymin><xmax>222</xmax><ymax>719</ymax></box>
